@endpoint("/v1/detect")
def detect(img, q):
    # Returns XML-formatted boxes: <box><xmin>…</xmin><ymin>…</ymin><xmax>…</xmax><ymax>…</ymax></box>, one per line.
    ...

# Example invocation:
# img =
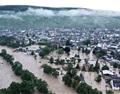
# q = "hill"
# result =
<box><xmin>0</xmin><ymin>5</ymin><xmax>120</xmax><ymax>29</ymax></box>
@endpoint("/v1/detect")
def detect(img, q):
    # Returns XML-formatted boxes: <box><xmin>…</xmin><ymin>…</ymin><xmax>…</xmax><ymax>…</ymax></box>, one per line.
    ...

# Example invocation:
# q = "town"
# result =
<box><xmin>0</xmin><ymin>27</ymin><xmax>120</xmax><ymax>94</ymax></box>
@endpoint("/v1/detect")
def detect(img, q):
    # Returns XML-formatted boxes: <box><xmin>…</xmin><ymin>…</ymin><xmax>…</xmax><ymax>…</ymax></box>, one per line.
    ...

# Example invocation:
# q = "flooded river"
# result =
<box><xmin>0</xmin><ymin>45</ymin><xmax>76</xmax><ymax>94</ymax></box>
<box><xmin>0</xmin><ymin>45</ymin><xmax>119</xmax><ymax>94</ymax></box>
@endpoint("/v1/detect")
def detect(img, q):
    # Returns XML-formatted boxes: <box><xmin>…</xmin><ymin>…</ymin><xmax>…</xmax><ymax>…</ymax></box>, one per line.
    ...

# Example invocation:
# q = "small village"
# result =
<box><xmin>0</xmin><ymin>27</ymin><xmax>120</xmax><ymax>94</ymax></box>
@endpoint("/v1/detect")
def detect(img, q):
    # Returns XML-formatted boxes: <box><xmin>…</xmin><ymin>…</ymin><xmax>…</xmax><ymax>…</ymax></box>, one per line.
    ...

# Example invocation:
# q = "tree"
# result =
<box><xmin>31</xmin><ymin>51</ymin><xmax>34</xmax><ymax>55</ymax></box>
<box><xmin>67</xmin><ymin>63</ymin><xmax>73</xmax><ymax>71</ymax></box>
<box><xmin>102</xmin><ymin>65</ymin><xmax>109</xmax><ymax>70</ymax></box>
<box><xmin>72</xmin><ymin>80</ymin><xmax>78</xmax><ymax>89</ymax></box>
<box><xmin>39</xmin><ymin>51</ymin><xmax>45</xmax><ymax>58</ymax></box>
<box><xmin>76</xmin><ymin>64</ymin><xmax>80</xmax><ymax>69</ymax></box>
<box><xmin>74</xmin><ymin>75</ymin><xmax>80</xmax><ymax>82</ymax></box>
<box><xmin>0</xmin><ymin>49</ymin><xmax>7</xmax><ymax>56</ymax></box>
<box><xmin>8</xmin><ymin>82</ymin><xmax>21</xmax><ymax>94</ymax></box>
<box><xmin>78</xmin><ymin>58</ymin><xmax>81</xmax><ymax>63</ymax></box>
<box><xmin>89</xmin><ymin>64</ymin><xmax>94</xmax><ymax>71</ymax></box>
<box><xmin>113</xmin><ymin>63</ymin><xmax>118</xmax><ymax>68</ymax></box>
<box><xmin>83</xmin><ymin>39</ymin><xmax>91</xmax><ymax>46</ymax></box>
<box><xmin>49</xmin><ymin>57</ymin><xmax>54</xmax><ymax>64</ymax></box>
<box><xmin>0</xmin><ymin>88</ymin><xmax>10</xmax><ymax>94</ymax></box>
<box><xmin>82</xmin><ymin>66</ymin><xmax>86</xmax><ymax>71</ymax></box>
<box><xmin>84</xmin><ymin>58</ymin><xmax>89</xmax><ymax>64</ymax></box>
<box><xmin>36</xmin><ymin>79</ymin><xmax>48</xmax><ymax>94</ymax></box>
<box><xmin>62</xmin><ymin>74</ymin><xmax>72</xmax><ymax>87</ymax></box>
<box><xmin>96</xmin><ymin>75</ymin><xmax>102</xmax><ymax>83</ymax></box>
<box><xmin>106</xmin><ymin>90</ymin><xmax>114</xmax><ymax>94</ymax></box>
<box><xmin>20</xmin><ymin>81</ymin><xmax>35</xmax><ymax>94</ymax></box>
<box><xmin>43</xmin><ymin>64</ymin><xmax>52</xmax><ymax>74</ymax></box>
<box><xmin>42</xmin><ymin>46</ymin><xmax>51</xmax><ymax>55</ymax></box>
<box><xmin>66</xmin><ymin>39</ymin><xmax>71</xmax><ymax>46</ymax></box>
<box><xmin>52</xmin><ymin>70</ymin><xmax>59</xmax><ymax>78</ymax></box>
<box><xmin>12</xmin><ymin>61</ymin><xmax>23</xmax><ymax>75</ymax></box>
<box><xmin>21</xmin><ymin>70</ymin><xmax>36</xmax><ymax>82</ymax></box>
<box><xmin>57</xmin><ymin>48</ymin><xmax>64</xmax><ymax>54</ymax></box>
<box><xmin>71</xmin><ymin>68</ymin><xmax>77</xmax><ymax>77</ymax></box>
<box><xmin>64</xmin><ymin>47</ymin><xmax>70</xmax><ymax>54</ymax></box>
<box><xmin>94</xmin><ymin>49</ymin><xmax>107</xmax><ymax>65</ymax></box>
<box><xmin>94</xmin><ymin>61</ymin><xmax>100</xmax><ymax>73</ymax></box>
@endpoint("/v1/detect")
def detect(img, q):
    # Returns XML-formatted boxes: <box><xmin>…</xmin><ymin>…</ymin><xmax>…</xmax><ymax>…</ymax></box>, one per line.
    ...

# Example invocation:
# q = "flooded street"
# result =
<box><xmin>0</xmin><ymin>45</ymin><xmax>120</xmax><ymax>94</ymax></box>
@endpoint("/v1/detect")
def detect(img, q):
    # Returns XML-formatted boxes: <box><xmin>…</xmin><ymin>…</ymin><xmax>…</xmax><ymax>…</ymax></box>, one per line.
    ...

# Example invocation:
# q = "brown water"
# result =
<box><xmin>0</xmin><ymin>57</ymin><xmax>21</xmax><ymax>89</ymax></box>
<box><xmin>0</xmin><ymin>45</ymin><xmax>76</xmax><ymax>94</ymax></box>
<box><xmin>0</xmin><ymin>45</ymin><xmax>119</xmax><ymax>94</ymax></box>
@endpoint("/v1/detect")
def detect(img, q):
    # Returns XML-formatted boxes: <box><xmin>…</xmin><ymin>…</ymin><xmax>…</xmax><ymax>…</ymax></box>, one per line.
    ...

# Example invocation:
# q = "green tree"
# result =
<box><xmin>78</xmin><ymin>58</ymin><xmax>81</xmax><ymax>63</ymax></box>
<box><xmin>49</xmin><ymin>57</ymin><xmax>54</xmax><ymax>64</ymax></box>
<box><xmin>0</xmin><ymin>49</ymin><xmax>7</xmax><ymax>56</ymax></box>
<box><xmin>36</xmin><ymin>79</ymin><xmax>48</xmax><ymax>94</ymax></box>
<box><xmin>62</xmin><ymin>74</ymin><xmax>72</xmax><ymax>87</ymax></box>
<box><xmin>20</xmin><ymin>81</ymin><xmax>35</xmax><ymax>94</ymax></box>
<box><xmin>83</xmin><ymin>39</ymin><xmax>91</xmax><ymax>46</ymax></box>
<box><xmin>71</xmin><ymin>68</ymin><xmax>77</xmax><ymax>77</ymax></box>
<box><xmin>74</xmin><ymin>75</ymin><xmax>80</xmax><ymax>82</ymax></box>
<box><xmin>89</xmin><ymin>64</ymin><xmax>94</xmax><ymax>71</ymax></box>
<box><xmin>52</xmin><ymin>70</ymin><xmax>59</xmax><ymax>78</ymax></box>
<box><xmin>82</xmin><ymin>66</ymin><xmax>86</xmax><ymax>71</ymax></box>
<box><xmin>42</xmin><ymin>46</ymin><xmax>51</xmax><ymax>55</ymax></box>
<box><xmin>96</xmin><ymin>75</ymin><xmax>102</xmax><ymax>83</ymax></box>
<box><xmin>67</xmin><ymin>63</ymin><xmax>73</xmax><ymax>71</ymax></box>
<box><xmin>39</xmin><ymin>51</ymin><xmax>45</xmax><ymax>58</ymax></box>
<box><xmin>0</xmin><ymin>88</ymin><xmax>10</xmax><ymax>94</ymax></box>
<box><xmin>43</xmin><ymin>64</ymin><xmax>52</xmax><ymax>74</ymax></box>
<box><xmin>72</xmin><ymin>80</ymin><xmax>79</xmax><ymax>89</ymax></box>
<box><xmin>21</xmin><ymin>70</ymin><xmax>36</xmax><ymax>82</ymax></box>
<box><xmin>94</xmin><ymin>61</ymin><xmax>100</xmax><ymax>73</ymax></box>
<box><xmin>12</xmin><ymin>61</ymin><xmax>23</xmax><ymax>75</ymax></box>
<box><xmin>76</xmin><ymin>64</ymin><xmax>80</xmax><ymax>69</ymax></box>
<box><xmin>102</xmin><ymin>65</ymin><xmax>109</xmax><ymax>70</ymax></box>
<box><xmin>106</xmin><ymin>90</ymin><xmax>114</xmax><ymax>94</ymax></box>
<box><xmin>31</xmin><ymin>51</ymin><xmax>34</xmax><ymax>55</ymax></box>
<box><xmin>57</xmin><ymin>48</ymin><xmax>64</xmax><ymax>54</ymax></box>
<box><xmin>66</xmin><ymin>39</ymin><xmax>71</xmax><ymax>46</ymax></box>
<box><xmin>8</xmin><ymin>82</ymin><xmax>21</xmax><ymax>94</ymax></box>
<box><xmin>113</xmin><ymin>63</ymin><xmax>118</xmax><ymax>68</ymax></box>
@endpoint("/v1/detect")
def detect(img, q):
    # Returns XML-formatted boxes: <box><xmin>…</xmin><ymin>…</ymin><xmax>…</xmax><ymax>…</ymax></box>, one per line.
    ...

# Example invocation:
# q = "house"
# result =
<box><xmin>102</xmin><ymin>70</ymin><xmax>114</xmax><ymax>76</ymax></box>
<box><xmin>110</xmin><ymin>76</ymin><xmax>120</xmax><ymax>90</ymax></box>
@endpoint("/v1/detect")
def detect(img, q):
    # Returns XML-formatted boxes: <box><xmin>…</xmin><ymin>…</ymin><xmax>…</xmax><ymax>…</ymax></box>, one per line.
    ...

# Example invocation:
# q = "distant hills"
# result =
<box><xmin>0</xmin><ymin>5</ymin><xmax>120</xmax><ymax>29</ymax></box>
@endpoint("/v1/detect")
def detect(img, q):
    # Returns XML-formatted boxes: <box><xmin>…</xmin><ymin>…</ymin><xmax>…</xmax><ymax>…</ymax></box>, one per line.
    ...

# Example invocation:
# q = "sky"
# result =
<box><xmin>0</xmin><ymin>0</ymin><xmax>120</xmax><ymax>12</ymax></box>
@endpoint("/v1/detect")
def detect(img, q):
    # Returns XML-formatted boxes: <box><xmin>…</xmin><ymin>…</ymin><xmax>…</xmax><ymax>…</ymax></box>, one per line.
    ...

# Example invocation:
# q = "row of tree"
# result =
<box><xmin>62</xmin><ymin>74</ymin><xmax>102</xmax><ymax>94</ymax></box>
<box><xmin>0</xmin><ymin>49</ymin><xmax>54</xmax><ymax>94</ymax></box>
<box><xmin>43</xmin><ymin>64</ymin><xmax>59</xmax><ymax>78</ymax></box>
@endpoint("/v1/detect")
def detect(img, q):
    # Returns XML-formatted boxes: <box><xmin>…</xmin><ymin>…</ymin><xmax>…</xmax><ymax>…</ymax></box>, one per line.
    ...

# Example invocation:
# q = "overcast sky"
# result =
<box><xmin>0</xmin><ymin>0</ymin><xmax>120</xmax><ymax>11</ymax></box>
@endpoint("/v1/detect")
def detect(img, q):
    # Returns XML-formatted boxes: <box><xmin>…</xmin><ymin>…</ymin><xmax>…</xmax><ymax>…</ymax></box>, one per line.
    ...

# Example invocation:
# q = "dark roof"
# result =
<box><xmin>112</xmin><ymin>76</ymin><xmax>120</xmax><ymax>80</ymax></box>
<box><xmin>113</xmin><ymin>80</ymin><xmax>120</xmax><ymax>87</ymax></box>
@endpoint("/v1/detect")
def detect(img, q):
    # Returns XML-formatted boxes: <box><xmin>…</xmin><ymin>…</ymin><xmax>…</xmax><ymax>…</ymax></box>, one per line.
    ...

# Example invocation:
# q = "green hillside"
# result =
<box><xmin>0</xmin><ymin>5</ymin><xmax>120</xmax><ymax>29</ymax></box>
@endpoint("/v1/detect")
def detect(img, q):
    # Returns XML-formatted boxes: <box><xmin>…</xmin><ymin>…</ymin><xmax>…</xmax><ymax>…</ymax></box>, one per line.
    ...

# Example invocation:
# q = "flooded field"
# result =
<box><xmin>0</xmin><ymin>45</ymin><xmax>76</xmax><ymax>94</ymax></box>
<box><xmin>0</xmin><ymin>45</ymin><xmax>120</xmax><ymax>94</ymax></box>
<box><xmin>0</xmin><ymin>57</ymin><xmax>21</xmax><ymax>89</ymax></box>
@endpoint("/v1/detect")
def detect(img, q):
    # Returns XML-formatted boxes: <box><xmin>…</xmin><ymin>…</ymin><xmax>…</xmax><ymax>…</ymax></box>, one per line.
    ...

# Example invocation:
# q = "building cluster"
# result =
<box><xmin>0</xmin><ymin>27</ymin><xmax>120</xmax><ymax>90</ymax></box>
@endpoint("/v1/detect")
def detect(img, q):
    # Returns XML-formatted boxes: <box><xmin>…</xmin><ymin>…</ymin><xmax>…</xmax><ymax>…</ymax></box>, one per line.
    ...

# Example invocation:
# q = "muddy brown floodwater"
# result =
<box><xmin>0</xmin><ymin>45</ymin><xmax>120</xmax><ymax>94</ymax></box>
<box><xmin>0</xmin><ymin>45</ymin><xmax>76</xmax><ymax>94</ymax></box>
<box><xmin>0</xmin><ymin>57</ymin><xmax>22</xmax><ymax>89</ymax></box>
